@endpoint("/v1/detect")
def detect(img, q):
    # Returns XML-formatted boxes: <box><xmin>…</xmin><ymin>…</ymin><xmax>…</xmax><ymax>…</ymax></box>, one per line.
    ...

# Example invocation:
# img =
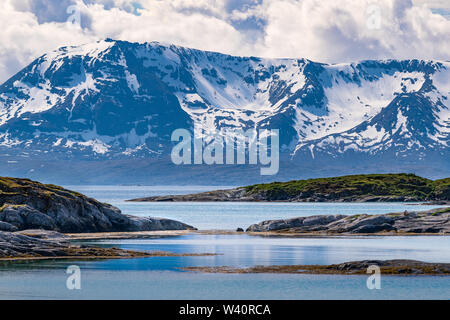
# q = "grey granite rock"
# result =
<box><xmin>0</xmin><ymin>221</ymin><xmax>18</xmax><ymax>232</ymax></box>
<box><xmin>0</xmin><ymin>230</ymin><xmax>158</xmax><ymax>259</ymax></box>
<box><xmin>246</xmin><ymin>207</ymin><xmax>450</xmax><ymax>234</ymax></box>
<box><xmin>0</xmin><ymin>231</ymin><xmax>66</xmax><ymax>258</ymax></box>
<box><xmin>14</xmin><ymin>229</ymin><xmax>70</xmax><ymax>240</ymax></box>
<box><xmin>0</xmin><ymin>177</ymin><xmax>196</xmax><ymax>233</ymax></box>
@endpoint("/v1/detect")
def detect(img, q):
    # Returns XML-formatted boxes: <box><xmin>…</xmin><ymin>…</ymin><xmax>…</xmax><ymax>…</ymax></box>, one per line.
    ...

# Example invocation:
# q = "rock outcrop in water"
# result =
<box><xmin>183</xmin><ymin>259</ymin><xmax>450</xmax><ymax>275</ymax></box>
<box><xmin>0</xmin><ymin>177</ymin><xmax>195</xmax><ymax>233</ymax></box>
<box><xmin>0</xmin><ymin>230</ymin><xmax>212</xmax><ymax>259</ymax></box>
<box><xmin>246</xmin><ymin>207</ymin><xmax>450</xmax><ymax>234</ymax></box>
<box><xmin>0</xmin><ymin>230</ymin><xmax>150</xmax><ymax>259</ymax></box>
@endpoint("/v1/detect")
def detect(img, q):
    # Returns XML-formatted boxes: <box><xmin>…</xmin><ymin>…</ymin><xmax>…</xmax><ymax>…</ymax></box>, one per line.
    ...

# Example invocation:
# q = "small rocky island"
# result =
<box><xmin>0</xmin><ymin>177</ymin><xmax>200</xmax><ymax>260</ymax></box>
<box><xmin>0</xmin><ymin>230</ymin><xmax>213</xmax><ymax>260</ymax></box>
<box><xmin>0</xmin><ymin>177</ymin><xmax>195</xmax><ymax>233</ymax></box>
<box><xmin>129</xmin><ymin>174</ymin><xmax>450</xmax><ymax>203</ymax></box>
<box><xmin>246</xmin><ymin>207</ymin><xmax>450</xmax><ymax>234</ymax></box>
<box><xmin>0</xmin><ymin>230</ymin><xmax>149</xmax><ymax>260</ymax></box>
<box><xmin>183</xmin><ymin>259</ymin><xmax>450</xmax><ymax>275</ymax></box>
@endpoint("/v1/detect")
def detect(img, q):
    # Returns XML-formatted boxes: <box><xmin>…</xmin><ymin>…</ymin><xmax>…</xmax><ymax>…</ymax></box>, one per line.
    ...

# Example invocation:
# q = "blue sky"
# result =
<box><xmin>1</xmin><ymin>0</ymin><xmax>449</xmax><ymax>83</ymax></box>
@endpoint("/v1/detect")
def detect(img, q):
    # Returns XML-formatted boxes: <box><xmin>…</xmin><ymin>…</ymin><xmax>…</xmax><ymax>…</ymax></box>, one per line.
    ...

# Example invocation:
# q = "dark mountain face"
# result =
<box><xmin>0</xmin><ymin>39</ymin><xmax>448</xmax><ymax>184</ymax></box>
<box><xmin>0</xmin><ymin>40</ymin><xmax>194</xmax><ymax>159</ymax></box>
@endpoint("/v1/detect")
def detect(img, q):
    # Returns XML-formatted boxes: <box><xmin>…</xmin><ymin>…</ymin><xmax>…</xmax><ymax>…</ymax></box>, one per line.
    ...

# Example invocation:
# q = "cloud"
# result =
<box><xmin>0</xmin><ymin>0</ymin><xmax>449</xmax><ymax>83</ymax></box>
<box><xmin>253</xmin><ymin>0</ymin><xmax>450</xmax><ymax>62</ymax></box>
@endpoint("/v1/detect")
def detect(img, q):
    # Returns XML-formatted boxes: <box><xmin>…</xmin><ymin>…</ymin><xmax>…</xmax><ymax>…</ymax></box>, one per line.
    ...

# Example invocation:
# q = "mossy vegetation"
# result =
<box><xmin>0</xmin><ymin>176</ymin><xmax>95</xmax><ymax>216</ymax></box>
<box><xmin>433</xmin><ymin>207</ymin><xmax>450</xmax><ymax>214</ymax></box>
<box><xmin>243</xmin><ymin>173</ymin><xmax>450</xmax><ymax>201</ymax></box>
<box><xmin>0</xmin><ymin>177</ymin><xmax>23</xmax><ymax>189</ymax></box>
<box><xmin>0</xmin><ymin>177</ymin><xmax>86</xmax><ymax>200</ymax></box>
<box><xmin>432</xmin><ymin>178</ymin><xmax>450</xmax><ymax>200</ymax></box>
<box><xmin>0</xmin><ymin>203</ymin><xmax>26</xmax><ymax>212</ymax></box>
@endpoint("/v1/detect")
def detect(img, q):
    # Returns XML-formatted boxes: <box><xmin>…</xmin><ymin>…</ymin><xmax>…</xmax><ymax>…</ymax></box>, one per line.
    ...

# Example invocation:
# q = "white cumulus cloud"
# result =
<box><xmin>0</xmin><ymin>0</ymin><xmax>449</xmax><ymax>83</ymax></box>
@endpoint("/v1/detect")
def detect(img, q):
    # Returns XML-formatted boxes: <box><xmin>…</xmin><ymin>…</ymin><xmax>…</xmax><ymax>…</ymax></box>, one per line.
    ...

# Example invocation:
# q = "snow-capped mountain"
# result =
<box><xmin>0</xmin><ymin>39</ymin><xmax>448</xmax><ymax>183</ymax></box>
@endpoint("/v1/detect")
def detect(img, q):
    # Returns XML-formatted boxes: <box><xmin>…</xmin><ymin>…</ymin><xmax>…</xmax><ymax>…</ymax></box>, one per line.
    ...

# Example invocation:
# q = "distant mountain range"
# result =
<box><xmin>0</xmin><ymin>39</ymin><xmax>448</xmax><ymax>184</ymax></box>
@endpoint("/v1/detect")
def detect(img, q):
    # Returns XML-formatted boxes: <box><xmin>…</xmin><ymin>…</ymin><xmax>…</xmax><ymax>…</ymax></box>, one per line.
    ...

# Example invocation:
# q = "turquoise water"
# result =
<box><xmin>66</xmin><ymin>185</ymin><xmax>447</xmax><ymax>230</ymax></box>
<box><xmin>0</xmin><ymin>186</ymin><xmax>448</xmax><ymax>300</ymax></box>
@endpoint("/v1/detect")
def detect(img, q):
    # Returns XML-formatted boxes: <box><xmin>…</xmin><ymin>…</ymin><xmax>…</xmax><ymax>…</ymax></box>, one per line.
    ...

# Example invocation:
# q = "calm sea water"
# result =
<box><xmin>65</xmin><ymin>185</ymin><xmax>447</xmax><ymax>230</ymax></box>
<box><xmin>0</xmin><ymin>186</ymin><xmax>448</xmax><ymax>300</ymax></box>
<box><xmin>0</xmin><ymin>269</ymin><xmax>448</xmax><ymax>300</ymax></box>
<box><xmin>1</xmin><ymin>234</ymin><xmax>449</xmax><ymax>299</ymax></box>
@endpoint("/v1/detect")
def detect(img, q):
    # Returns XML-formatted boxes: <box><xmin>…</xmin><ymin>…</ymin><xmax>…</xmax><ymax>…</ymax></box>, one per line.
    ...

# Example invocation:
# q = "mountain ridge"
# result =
<box><xmin>0</xmin><ymin>39</ymin><xmax>448</xmax><ymax>184</ymax></box>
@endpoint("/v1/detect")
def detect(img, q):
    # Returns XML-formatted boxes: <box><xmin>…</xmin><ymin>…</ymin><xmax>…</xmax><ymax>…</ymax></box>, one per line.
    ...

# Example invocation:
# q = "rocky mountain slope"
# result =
<box><xmin>0</xmin><ymin>39</ymin><xmax>448</xmax><ymax>183</ymax></box>
<box><xmin>0</xmin><ymin>177</ymin><xmax>195</xmax><ymax>232</ymax></box>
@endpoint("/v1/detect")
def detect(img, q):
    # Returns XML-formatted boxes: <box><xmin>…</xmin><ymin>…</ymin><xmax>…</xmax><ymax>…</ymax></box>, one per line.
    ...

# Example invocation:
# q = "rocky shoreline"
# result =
<box><xmin>129</xmin><ymin>188</ymin><xmax>450</xmax><ymax>203</ymax></box>
<box><xmin>128</xmin><ymin>174</ymin><xmax>450</xmax><ymax>203</ymax></box>
<box><xmin>246</xmin><ymin>207</ymin><xmax>450</xmax><ymax>234</ymax></box>
<box><xmin>0</xmin><ymin>177</ymin><xmax>203</xmax><ymax>261</ymax></box>
<box><xmin>1</xmin><ymin>175</ymin><xmax>449</xmax><ymax>263</ymax></box>
<box><xmin>1</xmin><ymin>218</ymin><xmax>449</xmax><ymax>262</ymax></box>
<box><xmin>0</xmin><ymin>177</ymin><xmax>195</xmax><ymax>233</ymax></box>
<box><xmin>0</xmin><ymin>230</ymin><xmax>214</xmax><ymax>261</ymax></box>
<box><xmin>182</xmin><ymin>259</ymin><xmax>450</xmax><ymax>275</ymax></box>
<box><xmin>129</xmin><ymin>189</ymin><xmax>450</xmax><ymax>203</ymax></box>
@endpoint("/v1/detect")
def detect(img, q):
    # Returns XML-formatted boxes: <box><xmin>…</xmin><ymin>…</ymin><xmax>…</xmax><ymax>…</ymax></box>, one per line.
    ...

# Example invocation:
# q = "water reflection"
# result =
<box><xmin>75</xmin><ymin>234</ymin><xmax>450</xmax><ymax>271</ymax></box>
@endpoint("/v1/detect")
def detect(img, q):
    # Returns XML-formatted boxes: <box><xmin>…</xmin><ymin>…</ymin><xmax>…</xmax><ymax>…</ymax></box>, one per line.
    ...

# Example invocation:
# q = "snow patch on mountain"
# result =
<box><xmin>0</xmin><ymin>39</ymin><xmax>448</xmax><ymax>163</ymax></box>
